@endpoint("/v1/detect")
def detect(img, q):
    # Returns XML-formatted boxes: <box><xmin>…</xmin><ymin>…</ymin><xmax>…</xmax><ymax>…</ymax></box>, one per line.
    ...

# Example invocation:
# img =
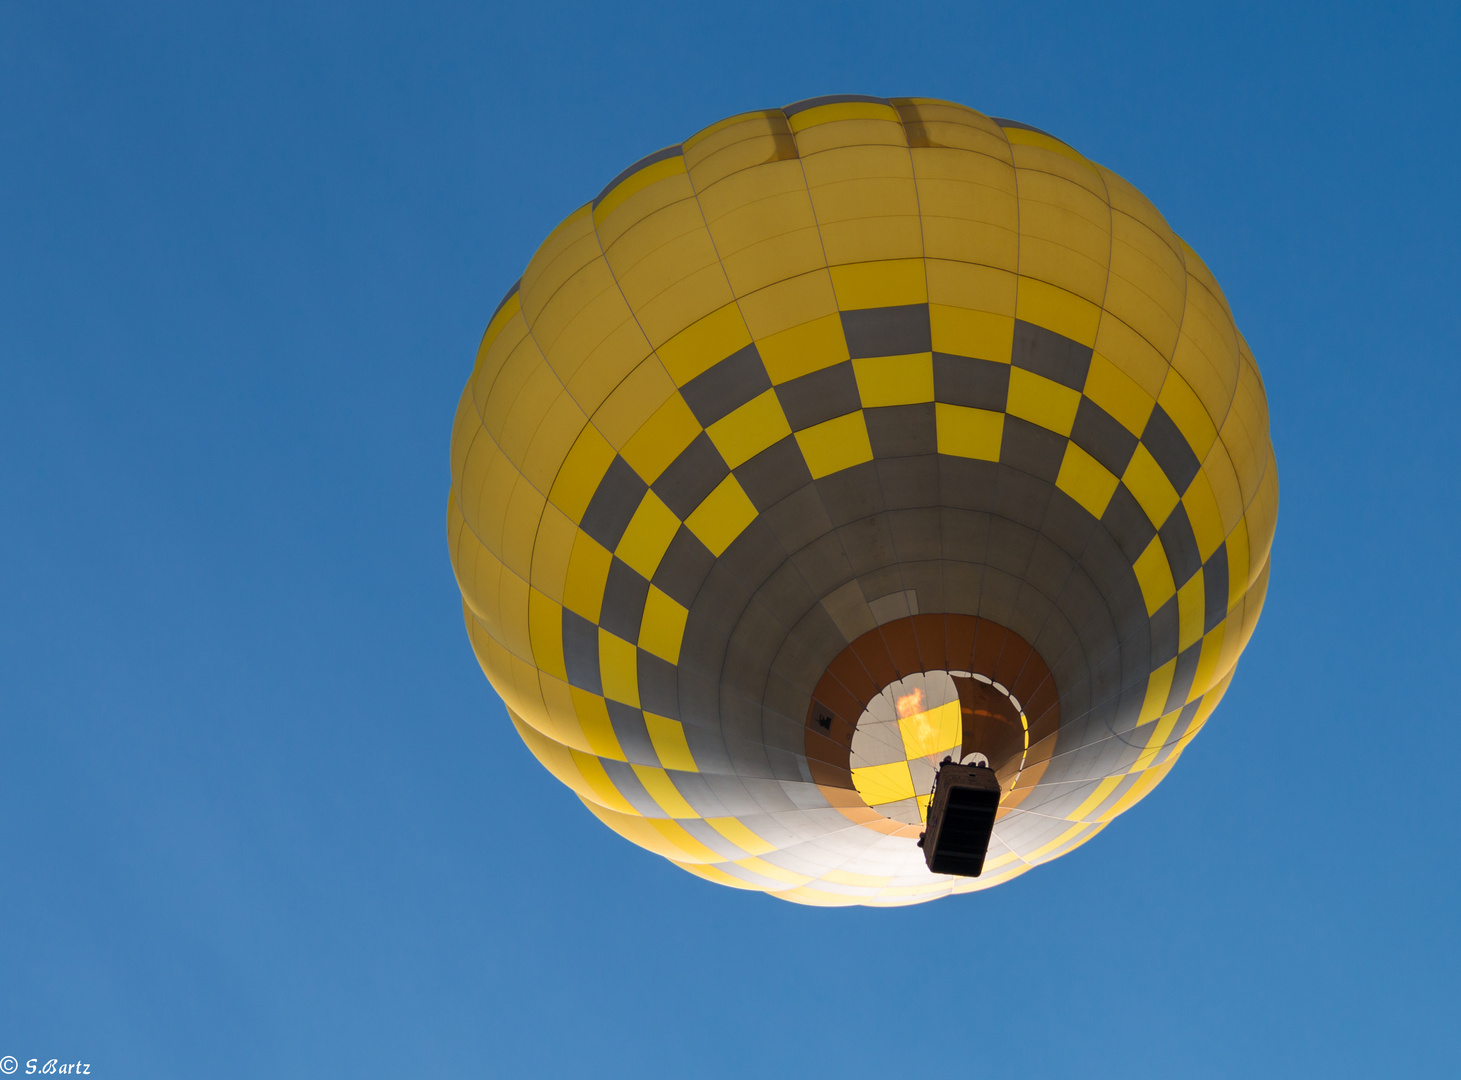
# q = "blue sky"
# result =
<box><xmin>2</xmin><ymin>2</ymin><xmax>1457</xmax><ymax>1076</ymax></box>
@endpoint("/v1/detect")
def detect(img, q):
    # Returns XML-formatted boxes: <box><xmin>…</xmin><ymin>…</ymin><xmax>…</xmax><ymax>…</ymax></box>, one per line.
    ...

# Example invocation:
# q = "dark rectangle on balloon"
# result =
<box><xmin>752</xmin><ymin>560</ymin><xmax>820</xmax><ymax>633</ymax></box>
<box><xmin>1026</xmin><ymin>533</ymin><xmax>1076</xmax><ymax>598</ymax></box>
<box><xmin>774</xmin><ymin>362</ymin><xmax>861</xmax><ymax>430</ymax></box>
<box><xmin>692</xmin><ymin>563</ymin><xmax>753</xmax><ymax>640</ymax></box>
<box><xmin>561</xmin><ymin>609</ymin><xmax>602</xmax><ymax>694</ymax></box>
<box><xmin>637</xmin><ymin>650</ymin><xmax>680</xmax><ymax>719</ymax></box>
<box><xmin>815</xmin><ymin>461</ymin><xmax>884</xmax><ymax>527</ymax></box>
<box><xmin>865</xmin><ymin>403</ymin><xmax>937</xmax><ymax>458</ymax></box>
<box><xmin>1011</xmin><ymin>320</ymin><xmax>1092</xmax><ymax>390</ymax></box>
<box><xmin>597</xmin><ymin>759</ymin><xmax>661</xmax><ymax>817</ymax></box>
<box><xmin>991</xmin><ymin>463</ymin><xmax>1054</xmax><ymax>531</ymax></box>
<box><xmin>652</xmin><ymin>432</ymin><xmax>730</xmax><ymax>519</ymax></box>
<box><xmin>1164</xmin><ymin>647</ymin><xmax>1204</xmax><ymax>714</ymax></box>
<box><xmin>598</xmin><ymin>557</ymin><xmax>651</xmax><ymax>642</ymax></box>
<box><xmin>933</xmin><ymin>353</ymin><xmax>1010</xmax><ymax>410</ymax></box>
<box><xmin>985</xmin><ymin>515</ymin><xmax>1035</xmax><ymax>577</ymax></box>
<box><xmin>716</xmin><ymin>519</ymin><xmax>789</xmax><ymax>596</ymax></box>
<box><xmin>580</xmin><ymin>456</ymin><xmax>648</xmax><ymax>551</ymax></box>
<box><xmin>1148</xmin><ymin>594</ymin><xmax>1180</xmax><ymax>669</ymax></box>
<box><xmin>789</xmin><ymin>532</ymin><xmax>856</xmax><ymax>598</ymax></box>
<box><xmin>885</xmin><ymin>506</ymin><xmax>942</xmax><ymax>563</ymax></box>
<box><xmin>1100</xmin><ymin>483</ymin><xmax>1157</xmax><ymax>563</ymax></box>
<box><xmin>874</xmin><ymin>455</ymin><xmax>940</xmax><ymax>511</ymax></box>
<box><xmin>651</xmin><ymin>526</ymin><xmax>716</xmax><ymax>609</ymax></box>
<box><xmin>680</xmin><ymin>344</ymin><xmax>772</xmax><ymax>426</ymax></box>
<box><xmin>1140</xmin><ymin>405</ymin><xmax>1202</xmax><ymax>494</ymax></box>
<box><xmin>1043</xmin><ymin>487</ymin><xmax>1100</xmax><ymax>558</ymax></box>
<box><xmin>1203</xmin><ymin>544</ymin><xmax>1230</xmax><ymax>633</ymax></box>
<box><xmin>759</xmin><ymin>483</ymin><xmax>836</xmax><ymax>554</ymax></box>
<box><xmin>937</xmin><ymin>456</ymin><xmax>1000</xmax><ymax>513</ymax></box>
<box><xmin>1071</xmin><ymin>396</ymin><xmax>1139</xmax><ymax>475</ymax></box>
<box><xmin>735</xmin><ymin>435</ymin><xmax>815</xmax><ymax>510</ymax></box>
<box><xmin>840</xmin><ymin>304</ymin><xmax>932</xmax><ymax>358</ymax></box>
<box><xmin>1158</xmin><ymin>504</ymin><xmax>1203</xmax><ymax>587</ymax></box>
<box><xmin>839</xmin><ymin>520</ymin><xmax>904</xmax><ymax>585</ymax></box>
<box><xmin>676</xmin><ymin>637</ymin><xmax>726</xmax><ymax>714</ymax></box>
<box><xmin>1054</xmin><ymin>568</ymin><xmax>1111</xmax><ymax>644</ymax></box>
<box><xmin>999</xmin><ymin>416</ymin><xmax>1067</xmax><ymax>484</ymax></box>
<box><xmin>605</xmin><ymin>700</ymin><xmax>657</xmax><ymax>766</ymax></box>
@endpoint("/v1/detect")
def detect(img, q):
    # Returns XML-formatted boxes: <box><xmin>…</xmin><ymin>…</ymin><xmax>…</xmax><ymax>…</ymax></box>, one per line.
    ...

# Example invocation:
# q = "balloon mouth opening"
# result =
<box><xmin>802</xmin><ymin>613</ymin><xmax>1061</xmax><ymax>832</ymax></box>
<box><xmin>839</xmin><ymin>670</ymin><xmax>1030</xmax><ymax>825</ymax></box>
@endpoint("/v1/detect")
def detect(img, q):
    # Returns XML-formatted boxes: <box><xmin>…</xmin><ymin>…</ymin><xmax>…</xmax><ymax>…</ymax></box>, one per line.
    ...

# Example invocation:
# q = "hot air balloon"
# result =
<box><xmin>446</xmin><ymin>96</ymin><xmax>1277</xmax><ymax>906</ymax></box>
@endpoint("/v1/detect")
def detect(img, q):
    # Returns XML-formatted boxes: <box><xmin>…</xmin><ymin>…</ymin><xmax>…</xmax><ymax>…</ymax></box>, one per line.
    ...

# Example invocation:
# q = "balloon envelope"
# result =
<box><xmin>447</xmin><ymin>96</ymin><xmax>1277</xmax><ymax>906</ymax></box>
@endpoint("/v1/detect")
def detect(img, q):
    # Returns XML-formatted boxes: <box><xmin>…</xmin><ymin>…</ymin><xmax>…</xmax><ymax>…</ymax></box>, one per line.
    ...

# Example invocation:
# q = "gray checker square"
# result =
<box><xmin>598</xmin><ymin>557</ymin><xmax>650</xmax><ymax>641</ymax></box>
<box><xmin>774</xmin><ymin>362</ymin><xmax>861</xmax><ymax>430</ymax></box>
<box><xmin>735</xmin><ymin>435</ymin><xmax>815</xmax><ymax>510</ymax></box>
<box><xmin>680</xmin><ymin>343</ymin><xmax>772</xmax><ymax>426</ymax></box>
<box><xmin>840</xmin><ymin>304</ymin><xmax>932</xmax><ymax>358</ymax></box>
<box><xmin>1140</xmin><ymin>404</ymin><xmax>1202</xmax><ymax>494</ymax></box>
<box><xmin>1011</xmin><ymin>320</ymin><xmax>1092</xmax><ymax>390</ymax></box>
<box><xmin>999</xmin><ymin>415</ymin><xmax>1068</xmax><ymax>484</ymax></box>
<box><xmin>651</xmin><ymin>526</ymin><xmax>715</xmax><ymax>608</ymax></box>
<box><xmin>652</xmin><ymin>432</ymin><xmax>729</xmax><ymax>519</ymax></box>
<box><xmin>933</xmin><ymin>353</ymin><xmax>1010</xmax><ymax>410</ymax></box>
<box><xmin>1070</xmin><ymin>397</ymin><xmax>1138</xmax><ymax>476</ymax></box>
<box><xmin>579</xmin><ymin>456</ymin><xmax>648</xmax><ymax>551</ymax></box>
<box><xmin>865</xmin><ymin>403</ymin><xmax>937</xmax><ymax>458</ymax></box>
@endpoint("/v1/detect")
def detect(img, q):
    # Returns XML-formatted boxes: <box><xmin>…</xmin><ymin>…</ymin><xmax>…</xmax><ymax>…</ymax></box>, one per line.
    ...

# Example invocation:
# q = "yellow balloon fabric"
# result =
<box><xmin>447</xmin><ymin>96</ymin><xmax>1277</xmax><ymax>906</ymax></box>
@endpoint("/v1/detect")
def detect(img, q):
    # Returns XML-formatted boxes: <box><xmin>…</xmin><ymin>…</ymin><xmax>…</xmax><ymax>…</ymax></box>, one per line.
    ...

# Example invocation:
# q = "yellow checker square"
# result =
<box><xmin>929</xmin><ymin>305</ymin><xmax>1015</xmax><ymax>361</ymax></box>
<box><xmin>897</xmin><ymin>700</ymin><xmax>962</xmax><ymax>758</ymax></box>
<box><xmin>1157</xmin><ymin>369</ymin><xmax>1219</xmax><ymax>460</ymax></box>
<box><xmin>851</xmin><ymin>761</ymin><xmax>916</xmax><ymax>805</ymax></box>
<box><xmin>644</xmin><ymin>713</ymin><xmax>698</xmax><ymax>773</ymax></box>
<box><xmin>638</xmin><ymin>586</ymin><xmax>689</xmax><ymax>664</ymax></box>
<box><xmin>549</xmin><ymin>425</ymin><xmax>616</xmax><ymax>523</ymax></box>
<box><xmin>1082</xmin><ymin>352</ymin><xmax>1154</xmax><ymax>435</ymax></box>
<box><xmin>1177</xmin><ymin>569</ymin><xmax>1206</xmax><ymax>652</ymax></box>
<box><xmin>1015</xmin><ymin>276</ymin><xmax>1101</xmax><ymax>346</ymax></box>
<box><xmin>614</xmin><ymin>492</ymin><xmax>680</xmax><ymax>580</ymax></box>
<box><xmin>655</xmin><ymin>301</ymin><xmax>752</xmax><ymax>385</ymax></box>
<box><xmin>569</xmin><ymin>686</ymin><xmax>625</xmax><ymax>761</ymax></box>
<box><xmin>1123</xmin><ymin>443</ymin><xmax>1181</xmax><ymax>526</ymax></box>
<box><xmin>1181</xmin><ymin>471</ymin><xmax>1226</xmax><ymax>561</ymax></box>
<box><xmin>1056</xmin><ymin>442</ymin><xmax>1120</xmax><ymax>519</ymax></box>
<box><xmin>756</xmin><ymin>312</ymin><xmax>849</xmax><ymax>384</ymax></box>
<box><xmin>795</xmin><ymin>412</ymin><xmax>874</xmax><ymax>478</ymax></box>
<box><xmin>706</xmin><ymin>389</ymin><xmax>792</xmax><ymax>468</ymax></box>
<box><xmin>598</xmin><ymin>628</ymin><xmax>640</xmax><ymax>707</ymax></box>
<box><xmin>631</xmin><ymin>765</ymin><xmax>698</xmax><ymax>818</ymax></box>
<box><xmin>685</xmin><ymin>474</ymin><xmax>758</xmax><ymax>556</ymax></box>
<box><xmin>853</xmin><ymin>354</ymin><xmax>934</xmax><ymax>407</ymax></box>
<box><xmin>620</xmin><ymin>392</ymin><xmax>702</xmax><ymax>483</ymax></box>
<box><xmin>1007</xmin><ymin>366</ymin><xmax>1081</xmax><ymax>436</ymax></box>
<box><xmin>1133</xmin><ymin>534</ymin><xmax>1177</xmax><ymax>615</ymax></box>
<box><xmin>705</xmin><ymin>816</ymin><xmax>774</xmax><ymax>857</ymax></box>
<box><xmin>1139</xmin><ymin>657</ymin><xmax>1177</xmax><ymax>724</ymax></box>
<box><xmin>568</xmin><ymin>749</ymin><xmax>636</xmax><ymax>814</ymax></box>
<box><xmin>935</xmin><ymin>403</ymin><xmax>1003</xmax><ymax>460</ymax></box>
<box><xmin>1190</xmin><ymin>624</ymin><xmax>1226</xmax><ymax>701</ymax></box>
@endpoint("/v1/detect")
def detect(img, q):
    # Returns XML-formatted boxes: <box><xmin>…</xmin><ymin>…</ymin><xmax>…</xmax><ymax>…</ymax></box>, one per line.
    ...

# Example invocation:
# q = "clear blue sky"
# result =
<box><xmin>2</xmin><ymin>3</ymin><xmax>1457</xmax><ymax>1077</ymax></box>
